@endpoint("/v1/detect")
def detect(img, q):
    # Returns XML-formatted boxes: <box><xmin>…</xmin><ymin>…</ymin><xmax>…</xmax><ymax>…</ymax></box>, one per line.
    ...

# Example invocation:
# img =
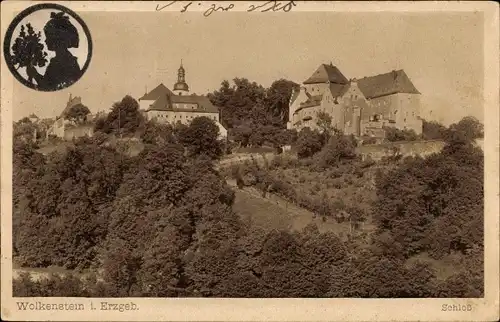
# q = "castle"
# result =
<box><xmin>287</xmin><ymin>63</ymin><xmax>423</xmax><ymax>138</ymax></box>
<box><xmin>46</xmin><ymin>94</ymin><xmax>94</xmax><ymax>140</ymax></box>
<box><xmin>138</xmin><ymin>62</ymin><xmax>228</xmax><ymax>139</ymax></box>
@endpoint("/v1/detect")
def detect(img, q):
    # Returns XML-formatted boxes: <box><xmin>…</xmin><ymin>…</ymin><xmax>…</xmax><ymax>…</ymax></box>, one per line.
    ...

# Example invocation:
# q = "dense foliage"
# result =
<box><xmin>94</xmin><ymin>95</ymin><xmax>144</xmax><ymax>136</ymax></box>
<box><xmin>208</xmin><ymin>78</ymin><xmax>299</xmax><ymax>148</ymax></box>
<box><xmin>384</xmin><ymin>127</ymin><xmax>419</xmax><ymax>142</ymax></box>
<box><xmin>65</xmin><ymin>103</ymin><xmax>91</xmax><ymax>123</ymax></box>
<box><xmin>13</xmin><ymin>95</ymin><xmax>483</xmax><ymax>299</ymax></box>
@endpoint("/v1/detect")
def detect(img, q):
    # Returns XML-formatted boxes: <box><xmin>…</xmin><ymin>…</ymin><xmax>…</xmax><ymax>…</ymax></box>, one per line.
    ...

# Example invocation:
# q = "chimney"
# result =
<box><xmin>69</xmin><ymin>93</ymin><xmax>72</xmax><ymax>102</ymax></box>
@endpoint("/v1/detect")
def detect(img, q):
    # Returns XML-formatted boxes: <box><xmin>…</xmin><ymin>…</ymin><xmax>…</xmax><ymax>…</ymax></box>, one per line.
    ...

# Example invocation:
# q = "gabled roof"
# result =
<box><xmin>139</xmin><ymin>83</ymin><xmax>174</xmax><ymax>101</ymax></box>
<box><xmin>357</xmin><ymin>70</ymin><xmax>420</xmax><ymax>99</ymax></box>
<box><xmin>294</xmin><ymin>95</ymin><xmax>323</xmax><ymax>113</ymax></box>
<box><xmin>149</xmin><ymin>94</ymin><xmax>171</xmax><ymax>111</ymax></box>
<box><xmin>171</xmin><ymin>94</ymin><xmax>219</xmax><ymax>113</ymax></box>
<box><xmin>146</xmin><ymin>93</ymin><xmax>219</xmax><ymax>113</ymax></box>
<box><xmin>303</xmin><ymin>63</ymin><xmax>349</xmax><ymax>85</ymax></box>
<box><xmin>299</xmin><ymin>95</ymin><xmax>322</xmax><ymax>107</ymax></box>
<box><xmin>329</xmin><ymin>83</ymin><xmax>350</xmax><ymax>98</ymax></box>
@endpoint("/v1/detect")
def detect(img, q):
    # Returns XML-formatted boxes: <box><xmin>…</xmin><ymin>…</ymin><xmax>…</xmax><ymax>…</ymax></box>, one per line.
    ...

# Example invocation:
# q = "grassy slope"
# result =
<box><xmin>230</xmin><ymin>181</ymin><xmax>359</xmax><ymax>237</ymax></box>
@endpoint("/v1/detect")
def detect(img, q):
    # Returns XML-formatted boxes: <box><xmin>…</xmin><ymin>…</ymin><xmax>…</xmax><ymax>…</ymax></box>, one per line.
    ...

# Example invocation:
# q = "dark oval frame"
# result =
<box><xmin>3</xmin><ymin>3</ymin><xmax>93</xmax><ymax>92</ymax></box>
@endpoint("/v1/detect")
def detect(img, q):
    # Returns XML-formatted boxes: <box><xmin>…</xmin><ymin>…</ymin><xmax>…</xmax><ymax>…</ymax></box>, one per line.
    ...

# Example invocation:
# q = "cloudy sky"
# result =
<box><xmin>10</xmin><ymin>9</ymin><xmax>484</xmax><ymax>125</ymax></box>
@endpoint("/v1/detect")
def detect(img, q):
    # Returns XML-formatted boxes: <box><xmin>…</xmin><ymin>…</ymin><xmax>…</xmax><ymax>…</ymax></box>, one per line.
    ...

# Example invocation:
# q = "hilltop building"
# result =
<box><xmin>138</xmin><ymin>62</ymin><xmax>228</xmax><ymax>139</ymax></box>
<box><xmin>288</xmin><ymin>63</ymin><xmax>423</xmax><ymax>138</ymax></box>
<box><xmin>47</xmin><ymin>94</ymin><xmax>94</xmax><ymax>140</ymax></box>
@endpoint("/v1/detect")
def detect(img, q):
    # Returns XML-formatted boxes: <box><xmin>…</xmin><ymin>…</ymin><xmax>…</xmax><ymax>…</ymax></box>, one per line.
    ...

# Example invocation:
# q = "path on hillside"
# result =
<box><xmin>227</xmin><ymin>179</ymin><xmax>349</xmax><ymax>234</ymax></box>
<box><xmin>227</xmin><ymin>179</ymin><xmax>316</xmax><ymax>220</ymax></box>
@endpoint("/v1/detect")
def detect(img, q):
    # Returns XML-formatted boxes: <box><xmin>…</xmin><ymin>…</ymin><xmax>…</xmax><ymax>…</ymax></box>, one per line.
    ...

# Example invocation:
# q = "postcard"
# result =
<box><xmin>1</xmin><ymin>1</ymin><xmax>499</xmax><ymax>321</ymax></box>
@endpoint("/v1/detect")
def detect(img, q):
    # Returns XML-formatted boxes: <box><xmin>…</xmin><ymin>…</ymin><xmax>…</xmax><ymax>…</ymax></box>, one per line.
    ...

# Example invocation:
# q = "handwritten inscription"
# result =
<box><xmin>247</xmin><ymin>1</ymin><xmax>296</xmax><ymax>12</ymax></box>
<box><xmin>204</xmin><ymin>3</ymin><xmax>235</xmax><ymax>17</ymax></box>
<box><xmin>155</xmin><ymin>1</ymin><xmax>297</xmax><ymax>16</ymax></box>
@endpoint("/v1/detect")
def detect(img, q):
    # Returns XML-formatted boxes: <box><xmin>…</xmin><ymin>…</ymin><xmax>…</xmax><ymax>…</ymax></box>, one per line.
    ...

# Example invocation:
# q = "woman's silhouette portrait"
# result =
<box><xmin>4</xmin><ymin>4</ymin><xmax>92</xmax><ymax>91</ymax></box>
<box><xmin>27</xmin><ymin>12</ymin><xmax>81</xmax><ymax>90</ymax></box>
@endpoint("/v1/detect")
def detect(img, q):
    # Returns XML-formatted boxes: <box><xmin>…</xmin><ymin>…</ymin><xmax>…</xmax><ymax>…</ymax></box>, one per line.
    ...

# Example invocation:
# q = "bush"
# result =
<box><xmin>315</xmin><ymin>133</ymin><xmax>357</xmax><ymax>168</ymax></box>
<box><xmin>295</xmin><ymin>127</ymin><xmax>325</xmax><ymax>159</ymax></box>
<box><xmin>373</xmin><ymin>138</ymin><xmax>483</xmax><ymax>259</ymax></box>
<box><xmin>422</xmin><ymin>120</ymin><xmax>447</xmax><ymax>140</ymax></box>
<box><xmin>384</xmin><ymin>127</ymin><xmax>418</xmax><ymax>142</ymax></box>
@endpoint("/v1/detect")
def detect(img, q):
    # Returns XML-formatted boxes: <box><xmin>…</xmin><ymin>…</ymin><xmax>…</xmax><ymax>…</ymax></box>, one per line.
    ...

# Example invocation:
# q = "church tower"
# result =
<box><xmin>173</xmin><ymin>60</ymin><xmax>189</xmax><ymax>96</ymax></box>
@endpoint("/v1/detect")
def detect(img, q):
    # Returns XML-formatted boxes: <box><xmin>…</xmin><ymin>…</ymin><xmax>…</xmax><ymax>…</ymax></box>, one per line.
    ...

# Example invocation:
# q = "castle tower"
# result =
<box><xmin>173</xmin><ymin>60</ymin><xmax>189</xmax><ymax>96</ymax></box>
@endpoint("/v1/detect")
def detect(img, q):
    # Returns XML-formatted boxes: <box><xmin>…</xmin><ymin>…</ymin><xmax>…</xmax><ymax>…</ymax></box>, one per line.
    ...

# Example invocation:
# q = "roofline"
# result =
<box><xmin>365</xmin><ymin>90</ymin><xmax>421</xmax><ymax>100</ymax></box>
<box><xmin>294</xmin><ymin>103</ymin><xmax>321</xmax><ymax>115</ymax></box>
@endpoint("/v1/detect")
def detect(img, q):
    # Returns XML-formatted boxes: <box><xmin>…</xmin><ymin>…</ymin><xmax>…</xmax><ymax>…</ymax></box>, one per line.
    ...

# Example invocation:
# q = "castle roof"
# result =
<box><xmin>147</xmin><ymin>92</ymin><xmax>219</xmax><ymax>113</ymax></box>
<box><xmin>138</xmin><ymin>83</ymin><xmax>174</xmax><ymax>101</ymax></box>
<box><xmin>357</xmin><ymin>70</ymin><xmax>420</xmax><ymax>99</ymax></box>
<box><xmin>329</xmin><ymin>83</ymin><xmax>350</xmax><ymax>98</ymax></box>
<box><xmin>296</xmin><ymin>94</ymin><xmax>322</xmax><ymax>111</ymax></box>
<box><xmin>303</xmin><ymin>63</ymin><xmax>349</xmax><ymax>85</ymax></box>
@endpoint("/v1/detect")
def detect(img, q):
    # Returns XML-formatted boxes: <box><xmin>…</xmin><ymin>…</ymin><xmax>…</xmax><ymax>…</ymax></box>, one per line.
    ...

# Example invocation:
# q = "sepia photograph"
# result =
<box><xmin>1</xmin><ymin>1</ymin><xmax>499</xmax><ymax>321</ymax></box>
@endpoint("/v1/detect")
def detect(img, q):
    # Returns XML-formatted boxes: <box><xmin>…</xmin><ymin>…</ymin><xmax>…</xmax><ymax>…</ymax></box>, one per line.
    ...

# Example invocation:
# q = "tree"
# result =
<box><xmin>65</xmin><ymin>103</ymin><xmax>91</xmax><ymax>123</ymax></box>
<box><xmin>315</xmin><ymin>132</ymin><xmax>357</xmax><ymax>168</ymax></box>
<box><xmin>14</xmin><ymin>118</ymin><xmax>42</xmax><ymax>143</ymax></box>
<box><xmin>180</xmin><ymin>116</ymin><xmax>224</xmax><ymax>160</ymax></box>
<box><xmin>98</xmin><ymin>95</ymin><xmax>144</xmax><ymax>136</ymax></box>
<box><xmin>446</xmin><ymin>116</ymin><xmax>484</xmax><ymax>142</ymax></box>
<box><xmin>140</xmin><ymin>119</ymin><xmax>177</xmax><ymax>145</ymax></box>
<box><xmin>316</xmin><ymin>111</ymin><xmax>335</xmax><ymax>136</ymax></box>
<box><xmin>422</xmin><ymin>119</ymin><xmax>447</xmax><ymax>140</ymax></box>
<box><xmin>384</xmin><ymin>127</ymin><xmax>418</xmax><ymax>142</ymax></box>
<box><xmin>295</xmin><ymin>127</ymin><xmax>326</xmax><ymax>159</ymax></box>
<box><xmin>265</xmin><ymin>79</ymin><xmax>300</xmax><ymax>125</ymax></box>
<box><xmin>373</xmin><ymin>137</ymin><xmax>483</xmax><ymax>260</ymax></box>
<box><xmin>14</xmin><ymin>138</ymin><xmax>128</xmax><ymax>269</ymax></box>
<box><xmin>208</xmin><ymin>78</ymin><xmax>267</xmax><ymax>128</ymax></box>
<box><xmin>230</xmin><ymin>124</ymin><xmax>253</xmax><ymax>147</ymax></box>
<box><xmin>10</xmin><ymin>23</ymin><xmax>48</xmax><ymax>84</ymax></box>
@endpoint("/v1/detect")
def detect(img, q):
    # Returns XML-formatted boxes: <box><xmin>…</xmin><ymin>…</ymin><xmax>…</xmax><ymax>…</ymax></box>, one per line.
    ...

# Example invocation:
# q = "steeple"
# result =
<box><xmin>173</xmin><ymin>59</ymin><xmax>189</xmax><ymax>95</ymax></box>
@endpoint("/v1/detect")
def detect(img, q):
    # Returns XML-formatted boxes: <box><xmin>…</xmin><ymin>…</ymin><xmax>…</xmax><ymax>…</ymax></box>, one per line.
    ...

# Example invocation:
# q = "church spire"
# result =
<box><xmin>173</xmin><ymin>59</ymin><xmax>189</xmax><ymax>95</ymax></box>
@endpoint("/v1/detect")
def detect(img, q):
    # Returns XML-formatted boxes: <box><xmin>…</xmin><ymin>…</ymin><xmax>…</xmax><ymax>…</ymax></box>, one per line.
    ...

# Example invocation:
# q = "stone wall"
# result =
<box><xmin>356</xmin><ymin>140</ymin><xmax>446</xmax><ymax>161</ymax></box>
<box><xmin>356</xmin><ymin>139</ymin><xmax>484</xmax><ymax>161</ymax></box>
<box><xmin>63</xmin><ymin>125</ymin><xmax>94</xmax><ymax>141</ymax></box>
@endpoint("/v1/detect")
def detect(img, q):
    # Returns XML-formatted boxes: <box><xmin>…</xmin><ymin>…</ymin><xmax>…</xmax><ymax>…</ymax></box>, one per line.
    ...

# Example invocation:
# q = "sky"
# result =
<box><xmin>10</xmin><ymin>10</ymin><xmax>484</xmax><ymax>126</ymax></box>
